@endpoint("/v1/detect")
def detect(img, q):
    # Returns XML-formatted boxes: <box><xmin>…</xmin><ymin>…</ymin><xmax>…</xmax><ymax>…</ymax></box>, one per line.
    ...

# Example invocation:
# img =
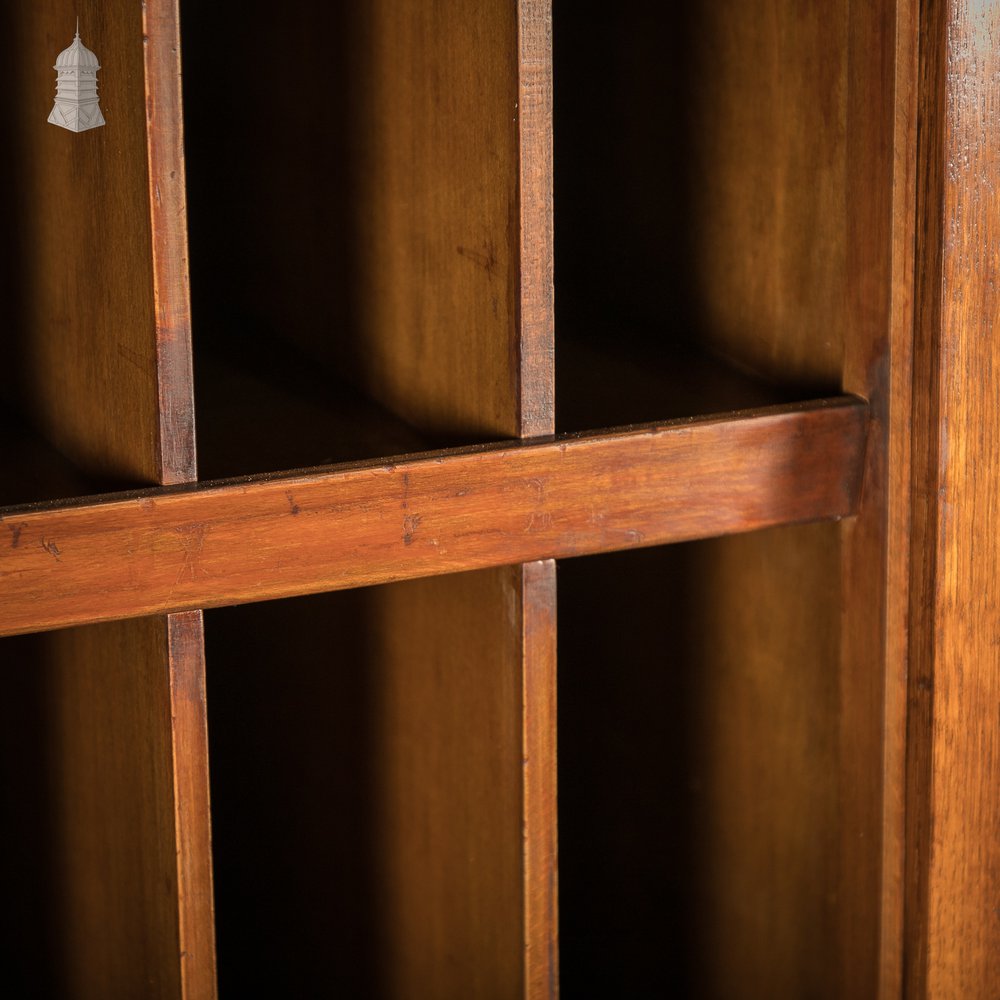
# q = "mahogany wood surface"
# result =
<box><xmin>556</xmin><ymin>2</ymin><xmax>916</xmax><ymax>997</ymax></box>
<box><xmin>552</xmin><ymin>3</ymin><xmax>905</xmax><ymax>994</ymax></box>
<box><xmin>0</xmin><ymin>399</ymin><xmax>865</xmax><ymax>638</ymax></box>
<box><xmin>906</xmin><ymin>2</ymin><xmax>1000</xmax><ymax>995</ymax></box>
<box><xmin>143</xmin><ymin>0</ymin><xmax>197</xmax><ymax>485</ymax></box>
<box><xmin>4</xmin><ymin>0</ymin><xmax>160</xmax><ymax>484</ymax></box>
<box><xmin>521</xmin><ymin>559</ymin><xmax>559</xmax><ymax>997</ymax></box>
<box><xmin>1</xmin><ymin>3</ymin><xmax>214</xmax><ymax>996</ymax></box>
<box><xmin>841</xmin><ymin>2</ymin><xmax>915</xmax><ymax>996</ymax></box>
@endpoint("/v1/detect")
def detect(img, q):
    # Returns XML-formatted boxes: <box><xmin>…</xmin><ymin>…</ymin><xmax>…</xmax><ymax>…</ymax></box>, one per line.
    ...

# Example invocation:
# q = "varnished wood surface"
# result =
<box><xmin>2</xmin><ymin>4</ymin><xmax>215</xmax><ymax>996</ymax></box>
<box><xmin>0</xmin><ymin>399</ymin><xmax>866</xmax><ymax>638</ymax></box>
<box><xmin>143</xmin><ymin>0</ymin><xmax>197</xmax><ymax>484</ymax></box>
<box><xmin>553</xmin><ymin>4</ymin><xmax>903</xmax><ymax>993</ymax></box>
<box><xmin>369</xmin><ymin>569</ymin><xmax>529</xmax><ymax>998</ymax></box>
<box><xmin>521</xmin><ymin>559</ymin><xmax>559</xmax><ymax>998</ymax></box>
<box><xmin>181</xmin><ymin>4</ymin><xmax>556</xmax><ymax>993</ymax></box>
<box><xmin>517</xmin><ymin>0</ymin><xmax>554</xmax><ymax>437</ymax></box>
<box><xmin>840</xmin><ymin>2</ymin><xmax>914</xmax><ymax>995</ymax></box>
<box><xmin>31</xmin><ymin>619</ymin><xmax>183</xmax><ymax>999</ymax></box>
<box><xmin>906</xmin><ymin>2</ymin><xmax>1000</xmax><ymax>995</ymax></box>
<box><xmin>167</xmin><ymin>612</ymin><xmax>216</xmax><ymax>1000</ymax></box>
<box><xmin>4</xmin><ymin>1</ymin><xmax>160</xmax><ymax>485</ymax></box>
<box><xmin>345</xmin><ymin>0</ymin><xmax>521</xmax><ymax>440</ymax></box>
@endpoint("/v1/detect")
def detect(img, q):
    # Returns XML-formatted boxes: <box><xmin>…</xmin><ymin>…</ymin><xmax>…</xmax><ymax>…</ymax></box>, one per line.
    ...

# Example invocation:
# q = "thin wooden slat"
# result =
<box><xmin>517</xmin><ymin>0</ymin><xmax>554</xmax><ymax>438</ymax></box>
<box><xmin>521</xmin><ymin>558</ymin><xmax>559</xmax><ymax>998</ymax></box>
<box><xmin>143</xmin><ymin>0</ymin><xmax>197</xmax><ymax>485</ymax></box>
<box><xmin>906</xmin><ymin>1</ymin><xmax>1000</xmax><ymax>996</ymax></box>
<box><xmin>167</xmin><ymin>612</ymin><xmax>216</xmax><ymax>1000</ymax></box>
<box><xmin>0</xmin><ymin>398</ymin><xmax>866</xmax><ymax>638</ymax></box>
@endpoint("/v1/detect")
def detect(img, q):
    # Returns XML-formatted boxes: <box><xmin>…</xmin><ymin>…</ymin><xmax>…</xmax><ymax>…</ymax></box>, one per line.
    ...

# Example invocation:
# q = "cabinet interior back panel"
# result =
<box><xmin>2</xmin><ymin>1</ymin><xmax>161</xmax><ymax>486</ymax></box>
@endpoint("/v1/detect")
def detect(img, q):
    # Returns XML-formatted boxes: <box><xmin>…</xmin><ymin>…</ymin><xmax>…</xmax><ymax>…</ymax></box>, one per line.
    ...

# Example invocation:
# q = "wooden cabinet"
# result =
<box><xmin>0</xmin><ymin>1</ymin><xmax>996</xmax><ymax>997</ymax></box>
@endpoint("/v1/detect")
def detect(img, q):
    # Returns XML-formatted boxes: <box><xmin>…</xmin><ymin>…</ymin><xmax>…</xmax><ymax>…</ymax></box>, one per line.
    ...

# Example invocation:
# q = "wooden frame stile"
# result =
<box><xmin>905</xmin><ymin>1</ymin><xmax>1000</xmax><ymax>995</ymax></box>
<box><xmin>878</xmin><ymin>0</ymin><xmax>920</xmax><ymax>995</ymax></box>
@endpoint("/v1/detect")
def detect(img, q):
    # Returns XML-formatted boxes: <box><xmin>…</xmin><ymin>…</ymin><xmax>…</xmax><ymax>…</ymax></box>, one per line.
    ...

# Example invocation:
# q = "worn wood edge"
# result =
<box><xmin>143</xmin><ymin>0</ymin><xmax>197</xmax><ymax>484</ymax></box>
<box><xmin>167</xmin><ymin>611</ymin><xmax>217</xmax><ymax>1000</ymax></box>
<box><xmin>517</xmin><ymin>0</ymin><xmax>555</xmax><ymax>437</ymax></box>
<box><xmin>521</xmin><ymin>559</ymin><xmax>559</xmax><ymax>999</ymax></box>
<box><xmin>0</xmin><ymin>398</ymin><xmax>868</xmax><ymax>637</ymax></box>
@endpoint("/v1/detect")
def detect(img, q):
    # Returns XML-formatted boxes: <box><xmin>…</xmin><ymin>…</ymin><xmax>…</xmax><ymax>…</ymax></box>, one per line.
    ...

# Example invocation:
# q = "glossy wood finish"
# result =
<box><xmin>143</xmin><ymin>0</ymin><xmax>197</xmax><ymax>484</ymax></box>
<box><xmin>906</xmin><ymin>2</ymin><xmax>1000</xmax><ymax>995</ymax></box>
<box><xmin>521</xmin><ymin>559</ymin><xmax>559</xmax><ymax>997</ymax></box>
<box><xmin>0</xmin><ymin>399</ymin><xmax>865</xmax><ymax>638</ymax></box>
<box><xmin>167</xmin><ymin>612</ymin><xmax>216</xmax><ymax>1000</ymax></box>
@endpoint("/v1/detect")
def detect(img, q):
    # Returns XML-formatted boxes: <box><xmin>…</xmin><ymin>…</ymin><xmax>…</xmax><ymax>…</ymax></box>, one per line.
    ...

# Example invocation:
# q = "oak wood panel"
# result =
<box><xmin>0</xmin><ymin>399</ymin><xmax>865</xmax><ymax>638</ymax></box>
<box><xmin>906</xmin><ymin>1</ymin><xmax>1000</xmax><ymax>995</ymax></box>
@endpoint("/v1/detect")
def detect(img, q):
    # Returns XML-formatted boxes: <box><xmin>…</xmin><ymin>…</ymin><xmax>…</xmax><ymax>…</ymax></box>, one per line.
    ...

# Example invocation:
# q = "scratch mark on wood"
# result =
<box><xmin>40</xmin><ymin>538</ymin><xmax>61</xmax><ymax>561</ymax></box>
<box><xmin>456</xmin><ymin>241</ymin><xmax>497</xmax><ymax>277</ymax></box>
<box><xmin>285</xmin><ymin>492</ymin><xmax>301</xmax><ymax>515</ymax></box>
<box><xmin>403</xmin><ymin>513</ymin><xmax>423</xmax><ymax>546</ymax></box>
<box><xmin>8</xmin><ymin>524</ymin><xmax>22</xmax><ymax>548</ymax></box>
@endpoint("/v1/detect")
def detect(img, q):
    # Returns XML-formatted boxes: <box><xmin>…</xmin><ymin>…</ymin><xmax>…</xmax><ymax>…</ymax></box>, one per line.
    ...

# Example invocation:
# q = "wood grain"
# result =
<box><xmin>553</xmin><ymin>4</ymin><xmax>901</xmax><ymax>993</ymax></box>
<box><xmin>521</xmin><ymin>559</ymin><xmax>559</xmax><ymax>998</ymax></box>
<box><xmin>5</xmin><ymin>1</ymin><xmax>159</xmax><ymax>484</ymax></box>
<box><xmin>181</xmin><ymin>3</ymin><xmax>557</xmax><ymax>992</ymax></box>
<box><xmin>167</xmin><ymin>612</ymin><xmax>216</xmax><ymax>1000</ymax></box>
<box><xmin>143</xmin><ymin>0</ymin><xmax>197</xmax><ymax>484</ymax></box>
<box><xmin>0</xmin><ymin>399</ymin><xmax>865</xmax><ymax>638</ymax></box>
<box><xmin>906</xmin><ymin>1</ymin><xmax>1000</xmax><ymax>995</ymax></box>
<box><xmin>840</xmin><ymin>1</ymin><xmax>915</xmax><ymax>996</ymax></box>
<box><xmin>1</xmin><ymin>3</ymin><xmax>214</xmax><ymax>996</ymax></box>
<box><xmin>344</xmin><ymin>0</ymin><xmax>521</xmax><ymax>440</ymax></box>
<box><xmin>517</xmin><ymin>0</ymin><xmax>554</xmax><ymax>437</ymax></box>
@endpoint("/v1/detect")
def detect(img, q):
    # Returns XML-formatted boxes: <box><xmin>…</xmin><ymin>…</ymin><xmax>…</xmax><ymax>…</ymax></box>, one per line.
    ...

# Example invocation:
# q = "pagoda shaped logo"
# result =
<box><xmin>48</xmin><ymin>21</ymin><xmax>105</xmax><ymax>132</ymax></box>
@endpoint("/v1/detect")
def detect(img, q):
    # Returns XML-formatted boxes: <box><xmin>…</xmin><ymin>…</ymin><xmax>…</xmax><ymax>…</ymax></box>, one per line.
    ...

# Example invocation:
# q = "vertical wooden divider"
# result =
<box><xmin>5</xmin><ymin>2</ymin><xmax>214</xmax><ymax>996</ymax></box>
<box><xmin>346</xmin><ymin>2</ymin><xmax>556</xmax><ymax>995</ymax></box>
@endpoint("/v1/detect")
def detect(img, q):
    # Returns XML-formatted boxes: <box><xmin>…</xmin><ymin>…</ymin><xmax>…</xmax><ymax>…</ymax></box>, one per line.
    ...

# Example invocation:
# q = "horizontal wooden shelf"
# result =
<box><xmin>0</xmin><ymin>397</ymin><xmax>867</xmax><ymax>637</ymax></box>
<box><xmin>195</xmin><ymin>350</ymin><xmax>430</xmax><ymax>481</ymax></box>
<box><xmin>557</xmin><ymin>330</ymin><xmax>803</xmax><ymax>433</ymax></box>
